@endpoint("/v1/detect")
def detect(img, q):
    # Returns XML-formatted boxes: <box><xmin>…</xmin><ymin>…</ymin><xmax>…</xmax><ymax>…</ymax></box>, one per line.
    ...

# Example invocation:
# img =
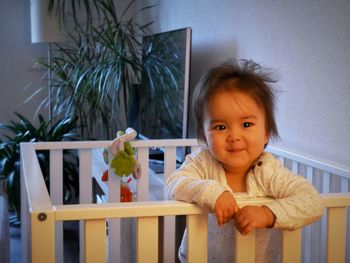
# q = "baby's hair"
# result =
<box><xmin>192</xmin><ymin>59</ymin><xmax>279</xmax><ymax>143</ymax></box>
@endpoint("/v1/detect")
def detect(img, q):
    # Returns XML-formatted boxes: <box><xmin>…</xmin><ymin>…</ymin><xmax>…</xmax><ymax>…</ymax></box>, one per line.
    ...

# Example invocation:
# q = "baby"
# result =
<box><xmin>165</xmin><ymin>59</ymin><xmax>323</xmax><ymax>262</ymax></box>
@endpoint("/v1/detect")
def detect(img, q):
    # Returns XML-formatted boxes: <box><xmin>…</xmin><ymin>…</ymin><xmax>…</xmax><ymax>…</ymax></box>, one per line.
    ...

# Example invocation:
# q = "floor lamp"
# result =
<box><xmin>30</xmin><ymin>0</ymin><xmax>63</xmax><ymax>122</ymax></box>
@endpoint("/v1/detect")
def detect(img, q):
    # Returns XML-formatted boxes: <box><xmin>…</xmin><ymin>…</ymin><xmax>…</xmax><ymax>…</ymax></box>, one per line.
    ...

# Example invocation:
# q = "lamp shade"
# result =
<box><xmin>30</xmin><ymin>0</ymin><xmax>64</xmax><ymax>43</ymax></box>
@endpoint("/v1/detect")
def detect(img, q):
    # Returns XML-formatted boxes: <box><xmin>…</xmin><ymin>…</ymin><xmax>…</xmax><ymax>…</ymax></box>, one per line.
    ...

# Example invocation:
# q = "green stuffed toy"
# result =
<box><xmin>110</xmin><ymin>131</ymin><xmax>136</xmax><ymax>177</ymax></box>
<box><xmin>101</xmin><ymin>128</ymin><xmax>140</xmax><ymax>202</ymax></box>
<box><xmin>107</xmin><ymin>128</ymin><xmax>140</xmax><ymax>178</ymax></box>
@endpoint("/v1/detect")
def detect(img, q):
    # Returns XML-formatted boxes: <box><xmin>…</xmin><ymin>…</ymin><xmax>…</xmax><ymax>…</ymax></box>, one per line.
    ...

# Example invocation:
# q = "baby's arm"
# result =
<box><xmin>250</xmin><ymin>159</ymin><xmax>324</xmax><ymax>230</ymax></box>
<box><xmin>214</xmin><ymin>191</ymin><xmax>240</xmax><ymax>226</ymax></box>
<box><xmin>165</xmin><ymin>149</ymin><xmax>227</xmax><ymax>210</ymax></box>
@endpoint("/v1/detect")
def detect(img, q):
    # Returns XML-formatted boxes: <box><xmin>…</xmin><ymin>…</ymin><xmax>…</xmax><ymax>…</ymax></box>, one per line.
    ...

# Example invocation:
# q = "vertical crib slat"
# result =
<box><xmin>235</xmin><ymin>231</ymin><xmax>255</xmax><ymax>263</ymax></box>
<box><xmin>108</xmin><ymin>150</ymin><xmax>121</xmax><ymax>202</ymax></box>
<box><xmin>79</xmin><ymin>149</ymin><xmax>93</xmax><ymax>203</ymax></box>
<box><xmin>292</xmin><ymin>161</ymin><xmax>298</xmax><ymax>174</ymax></box>
<box><xmin>108</xmin><ymin>150</ymin><xmax>121</xmax><ymax>263</ymax></box>
<box><xmin>341</xmin><ymin>177</ymin><xmax>349</xmax><ymax>192</ymax></box>
<box><xmin>321</xmin><ymin>171</ymin><xmax>330</xmax><ymax>262</ymax></box>
<box><xmin>282</xmin><ymin>229</ymin><xmax>301</xmax><ymax>263</ymax></box>
<box><xmin>322</xmin><ymin>172</ymin><xmax>330</xmax><ymax>193</ymax></box>
<box><xmin>163</xmin><ymin>146</ymin><xmax>177</xmax><ymax>263</ymax></box>
<box><xmin>302</xmin><ymin>166</ymin><xmax>313</xmax><ymax>262</ymax></box>
<box><xmin>79</xmin><ymin>149</ymin><xmax>93</xmax><ymax>263</ymax></box>
<box><xmin>306</xmin><ymin>166</ymin><xmax>313</xmax><ymax>183</ymax></box>
<box><xmin>50</xmin><ymin>150</ymin><xmax>63</xmax><ymax>203</ymax></box>
<box><xmin>327</xmin><ymin>207</ymin><xmax>346</xmax><ymax>263</ymax></box>
<box><xmin>164</xmin><ymin>146</ymin><xmax>177</xmax><ymax>181</ymax></box>
<box><xmin>50</xmin><ymin>149</ymin><xmax>64</xmax><ymax>263</ymax></box>
<box><xmin>137</xmin><ymin>216</ymin><xmax>158</xmax><ymax>263</ymax></box>
<box><xmin>84</xmin><ymin>219</ymin><xmax>106</xmax><ymax>263</ymax></box>
<box><xmin>187</xmin><ymin>214</ymin><xmax>208</xmax><ymax>263</ymax></box>
<box><xmin>137</xmin><ymin>147</ymin><xmax>150</xmax><ymax>201</ymax></box>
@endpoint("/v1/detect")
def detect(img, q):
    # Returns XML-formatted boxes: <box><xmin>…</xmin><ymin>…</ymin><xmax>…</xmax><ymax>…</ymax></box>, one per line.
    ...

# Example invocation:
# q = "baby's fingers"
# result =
<box><xmin>232</xmin><ymin>202</ymin><xmax>240</xmax><ymax>214</ymax></box>
<box><xmin>234</xmin><ymin>218</ymin><xmax>253</xmax><ymax>235</ymax></box>
<box><xmin>216</xmin><ymin>210</ymin><xmax>234</xmax><ymax>226</ymax></box>
<box><xmin>234</xmin><ymin>213</ymin><xmax>255</xmax><ymax>235</ymax></box>
<box><xmin>238</xmin><ymin>222</ymin><xmax>255</xmax><ymax>235</ymax></box>
<box><xmin>215</xmin><ymin>211</ymin><xmax>225</xmax><ymax>226</ymax></box>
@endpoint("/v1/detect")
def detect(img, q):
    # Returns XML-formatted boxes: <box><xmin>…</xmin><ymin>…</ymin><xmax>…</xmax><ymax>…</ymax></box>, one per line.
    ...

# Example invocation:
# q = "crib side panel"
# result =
<box><xmin>23</xmin><ymin>140</ymin><xmax>350</xmax><ymax>263</ymax></box>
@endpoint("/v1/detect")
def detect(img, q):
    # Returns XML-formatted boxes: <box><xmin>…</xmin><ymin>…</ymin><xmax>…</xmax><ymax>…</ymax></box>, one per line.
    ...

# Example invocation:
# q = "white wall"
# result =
<box><xmin>1</xmin><ymin>1</ymin><xmax>349</xmax><ymax>167</ymax></box>
<box><xmin>137</xmin><ymin>0</ymin><xmax>350</xmax><ymax>167</ymax></box>
<box><xmin>0</xmin><ymin>0</ymin><xmax>48</xmax><ymax>127</ymax></box>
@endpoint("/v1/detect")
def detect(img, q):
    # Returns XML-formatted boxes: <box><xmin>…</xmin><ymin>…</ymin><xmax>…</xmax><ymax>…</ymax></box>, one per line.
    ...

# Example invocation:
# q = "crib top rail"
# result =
<box><xmin>321</xmin><ymin>192</ymin><xmax>350</xmax><ymax>207</ymax></box>
<box><xmin>24</xmin><ymin>139</ymin><xmax>350</xmax><ymax>178</ymax></box>
<box><xmin>48</xmin><ymin>193</ymin><xmax>350</xmax><ymax>222</ymax></box>
<box><xmin>52</xmin><ymin>197</ymin><xmax>274</xmax><ymax>221</ymax></box>
<box><xmin>27</xmin><ymin>138</ymin><xmax>200</xmax><ymax>150</ymax></box>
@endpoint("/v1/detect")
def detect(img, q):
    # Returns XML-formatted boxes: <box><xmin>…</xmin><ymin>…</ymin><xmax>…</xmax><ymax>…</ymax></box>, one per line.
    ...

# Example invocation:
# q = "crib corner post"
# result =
<box><xmin>31</xmin><ymin>210</ymin><xmax>55</xmax><ymax>263</ymax></box>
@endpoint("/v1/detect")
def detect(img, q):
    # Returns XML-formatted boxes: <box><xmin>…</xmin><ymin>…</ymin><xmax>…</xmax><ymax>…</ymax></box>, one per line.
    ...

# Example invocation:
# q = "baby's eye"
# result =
<box><xmin>242</xmin><ymin>122</ymin><xmax>253</xmax><ymax>128</ymax></box>
<box><xmin>214</xmin><ymin>124</ymin><xmax>226</xmax><ymax>130</ymax></box>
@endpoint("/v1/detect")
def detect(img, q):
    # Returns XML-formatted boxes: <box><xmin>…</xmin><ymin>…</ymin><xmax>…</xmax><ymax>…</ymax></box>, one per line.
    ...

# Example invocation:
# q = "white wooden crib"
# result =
<box><xmin>20</xmin><ymin>139</ymin><xmax>350</xmax><ymax>263</ymax></box>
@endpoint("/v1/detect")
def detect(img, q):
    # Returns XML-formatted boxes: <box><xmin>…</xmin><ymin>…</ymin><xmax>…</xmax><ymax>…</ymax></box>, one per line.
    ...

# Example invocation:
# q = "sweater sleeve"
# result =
<box><xmin>165</xmin><ymin>149</ymin><xmax>227</xmax><ymax>210</ymax></box>
<box><xmin>252</xmin><ymin>154</ymin><xmax>324</xmax><ymax>230</ymax></box>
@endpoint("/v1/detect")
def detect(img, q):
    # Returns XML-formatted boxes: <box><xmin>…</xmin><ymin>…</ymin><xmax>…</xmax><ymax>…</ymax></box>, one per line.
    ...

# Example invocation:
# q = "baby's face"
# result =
<box><xmin>203</xmin><ymin>89</ymin><xmax>268</xmax><ymax>175</ymax></box>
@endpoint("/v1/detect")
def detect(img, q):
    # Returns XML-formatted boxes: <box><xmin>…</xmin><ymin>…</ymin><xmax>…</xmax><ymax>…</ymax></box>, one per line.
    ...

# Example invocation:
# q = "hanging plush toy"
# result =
<box><xmin>101</xmin><ymin>127</ymin><xmax>140</xmax><ymax>202</ymax></box>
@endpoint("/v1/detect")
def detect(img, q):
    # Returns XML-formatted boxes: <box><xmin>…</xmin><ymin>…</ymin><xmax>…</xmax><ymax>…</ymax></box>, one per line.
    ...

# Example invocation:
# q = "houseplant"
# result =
<box><xmin>36</xmin><ymin>0</ymin><xmax>150</xmax><ymax>139</ymax></box>
<box><xmin>35</xmin><ymin>0</ymin><xmax>182</xmax><ymax>139</ymax></box>
<box><xmin>0</xmin><ymin>112</ymin><xmax>80</xmax><ymax>223</ymax></box>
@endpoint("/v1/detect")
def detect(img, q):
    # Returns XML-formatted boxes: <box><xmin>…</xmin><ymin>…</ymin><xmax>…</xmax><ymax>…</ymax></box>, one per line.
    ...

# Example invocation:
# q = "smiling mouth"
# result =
<box><xmin>228</xmin><ymin>148</ymin><xmax>244</xmax><ymax>153</ymax></box>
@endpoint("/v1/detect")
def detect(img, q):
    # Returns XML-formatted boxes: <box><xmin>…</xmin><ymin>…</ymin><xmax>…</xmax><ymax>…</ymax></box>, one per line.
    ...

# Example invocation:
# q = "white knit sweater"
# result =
<box><xmin>165</xmin><ymin>148</ymin><xmax>323</xmax><ymax>262</ymax></box>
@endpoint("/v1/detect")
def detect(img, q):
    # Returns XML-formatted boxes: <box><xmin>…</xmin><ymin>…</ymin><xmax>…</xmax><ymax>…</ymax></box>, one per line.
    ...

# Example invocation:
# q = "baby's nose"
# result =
<box><xmin>227</xmin><ymin>128</ymin><xmax>241</xmax><ymax>142</ymax></box>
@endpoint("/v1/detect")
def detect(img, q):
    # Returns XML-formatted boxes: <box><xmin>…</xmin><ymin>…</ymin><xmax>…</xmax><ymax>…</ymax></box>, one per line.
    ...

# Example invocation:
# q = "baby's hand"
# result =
<box><xmin>214</xmin><ymin>191</ymin><xmax>239</xmax><ymax>226</ymax></box>
<box><xmin>234</xmin><ymin>206</ymin><xmax>276</xmax><ymax>235</ymax></box>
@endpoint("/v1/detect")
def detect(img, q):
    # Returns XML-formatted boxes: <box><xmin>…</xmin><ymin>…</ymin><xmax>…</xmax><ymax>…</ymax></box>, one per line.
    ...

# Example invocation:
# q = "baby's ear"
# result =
<box><xmin>264</xmin><ymin>130</ymin><xmax>269</xmax><ymax>145</ymax></box>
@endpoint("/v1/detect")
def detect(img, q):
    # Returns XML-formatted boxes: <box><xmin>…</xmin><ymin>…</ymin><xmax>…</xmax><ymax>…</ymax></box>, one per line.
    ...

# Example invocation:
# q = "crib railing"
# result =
<box><xmin>20</xmin><ymin>139</ymin><xmax>350</xmax><ymax>263</ymax></box>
